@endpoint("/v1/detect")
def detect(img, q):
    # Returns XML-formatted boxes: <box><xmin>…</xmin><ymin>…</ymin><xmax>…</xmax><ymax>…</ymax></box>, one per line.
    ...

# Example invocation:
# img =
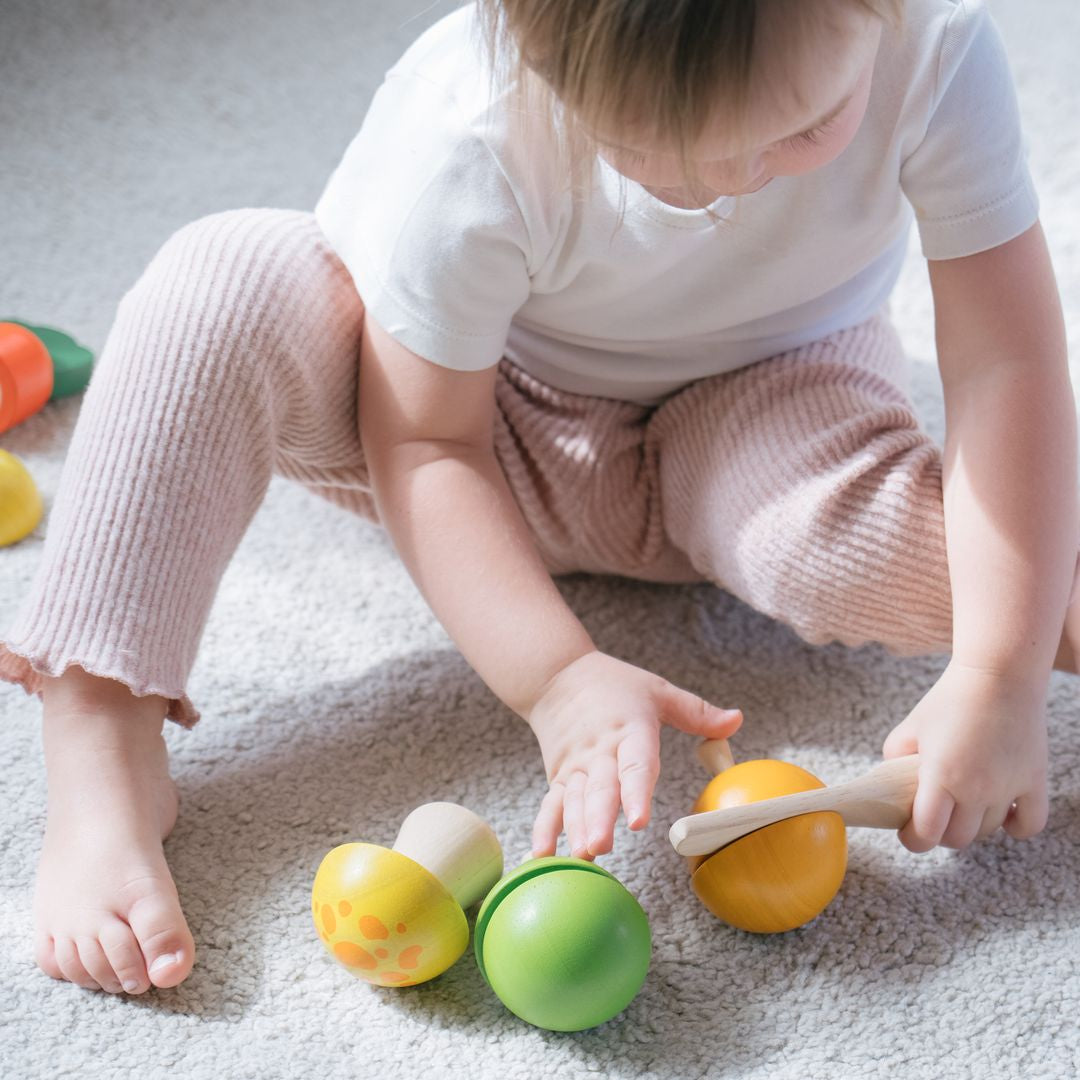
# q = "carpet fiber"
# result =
<box><xmin>2</xmin><ymin>2</ymin><xmax>1079</xmax><ymax>1077</ymax></box>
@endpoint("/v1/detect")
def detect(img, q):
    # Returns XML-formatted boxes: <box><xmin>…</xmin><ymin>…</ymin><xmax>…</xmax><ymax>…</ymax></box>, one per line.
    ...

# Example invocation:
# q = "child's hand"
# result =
<box><xmin>524</xmin><ymin>650</ymin><xmax>743</xmax><ymax>860</ymax></box>
<box><xmin>882</xmin><ymin>659</ymin><xmax>1050</xmax><ymax>852</ymax></box>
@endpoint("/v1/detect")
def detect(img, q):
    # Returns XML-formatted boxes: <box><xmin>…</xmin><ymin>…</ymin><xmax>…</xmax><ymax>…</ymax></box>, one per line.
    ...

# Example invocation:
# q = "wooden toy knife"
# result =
<box><xmin>669</xmin><ymin>751</ymin><xmax>921</xmax><ymax>857</ymax></box>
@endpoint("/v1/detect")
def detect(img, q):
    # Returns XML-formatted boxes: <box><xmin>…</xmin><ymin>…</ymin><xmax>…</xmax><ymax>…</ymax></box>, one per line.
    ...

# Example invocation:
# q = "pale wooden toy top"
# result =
<box><xmin>392</xmin><ymin>802</ymin><xmax>504</xmax><ymax>909</ymax></box>
<box><xmin>668</xmin><ymin>739</ymin><xmax>920</xmax><ymax>858</ymax></box>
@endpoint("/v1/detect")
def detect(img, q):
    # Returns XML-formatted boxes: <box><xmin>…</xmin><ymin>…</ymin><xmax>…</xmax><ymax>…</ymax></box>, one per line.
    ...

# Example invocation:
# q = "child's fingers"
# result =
<box><xmin>899</xmin><ymin>779</ymin><xmax>954</xmax><ymax>853</ymax></box>
<box><xmin>657</xmin><ymin>682</ymin><xmax>742</xmax><ymax>738</ymax></box>
<box><xmin>882</xmin><ymin>723</ymin><xmax>918</xmax><ymax>759</ymax></box>
<box><xmin>975</xmin><ymin>801</ymin><xmax>1015</xmax><ymax>842</ymax></box>
<box><xmin>616</xmin><ymin>727</ymin><xmax>660</xmax><ymax>830</ymax></box>
<box><xmin>531</xmin><ymin>784</ymin><xmax>565</xmax><ymax>858</ymax></box>
<box><xmin>1003</xmin><ymin>790</ymin><xmax>1049</xmax><ymax>840</ymax></box>
<box><xmin>584</xmin><ymin>756</ymin><xmax>619</xmax><ymax>858</ymax></box>
<box><xmin>940</xmin><ymin>801</ymin><xmax>985</xmax><ymax>850</ymax></box>
<box><xmin>562</xmin><ymin>771</ymin><xmax>591</xmax><ymax>860</ymax></box>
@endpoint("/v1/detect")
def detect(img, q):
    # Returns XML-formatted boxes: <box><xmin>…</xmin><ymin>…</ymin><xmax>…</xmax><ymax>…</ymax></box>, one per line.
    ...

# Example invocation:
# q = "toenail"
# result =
<box><xmin>122</xmin><ymin>979</ymin><xmax>140</xmax><ymax>992</ymax></box>
<box><xmin>149</xmin><ymin>953</ymin><xmax>178</xmax><ymax>975</ymax></box>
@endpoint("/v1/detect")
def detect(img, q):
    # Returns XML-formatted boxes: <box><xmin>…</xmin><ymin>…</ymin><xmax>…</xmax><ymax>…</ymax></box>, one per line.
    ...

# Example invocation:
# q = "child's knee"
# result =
<box><xmin>126</xmin><ymin>208</ymin><xmax>356</xmax><ymax>337</ymax></box>
<box><xmin>673</xmin><ymin>433</ymin><xmax>954</xmax><ymax>655</ymax></box>
<box><xmin>111</xmin><ymin>208</ymin><xmax>363</xmax><ymax>388</ymax></box>
<box><xmin>779</xmin><ymin>565</ymin><xmax>954</xmax><ymax>657</ymax></box>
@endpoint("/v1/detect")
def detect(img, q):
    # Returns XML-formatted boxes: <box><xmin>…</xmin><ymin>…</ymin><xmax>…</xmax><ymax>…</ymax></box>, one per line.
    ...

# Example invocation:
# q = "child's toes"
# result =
<box><xmin>34</xmin><ymin>934</ymin><xmax>64</xmax><ymax>982</ymax></box>
<box><xmin>52</xmin><ymin>936</ymin><xmax>101</xmax><ymax>990</ymax></box>
<box><xmin>76</xmin><ymin>936</ymin><xmax>124</xmax><ymax>994</ymax></box>
<box><xmin>99</xmin><ymin>918</ymin><xmax>150</xmax><ymax>994</ymax></box>
<box><xmin>126</xmin><ymin>891</ymin><xmax>195</xmax><ymax>988</ymax></box>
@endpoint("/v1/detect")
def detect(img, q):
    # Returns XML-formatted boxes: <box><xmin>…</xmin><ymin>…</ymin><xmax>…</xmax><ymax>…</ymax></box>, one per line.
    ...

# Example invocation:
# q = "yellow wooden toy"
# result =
<box><xmin>312</xmin><ymin>802</ymin><xmax>503</xmax><ymax>987</ymax></box>
<box><xmin>0</xmin><ymin>449</ymin><xmax>43</xmax><ymax>547</ymax></box>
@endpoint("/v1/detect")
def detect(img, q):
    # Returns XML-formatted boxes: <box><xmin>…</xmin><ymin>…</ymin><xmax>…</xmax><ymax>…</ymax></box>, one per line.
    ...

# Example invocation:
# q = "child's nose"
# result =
<box><xmin>711</xmin><ymin>155</ymin><xmax>766</xmax><ymax>191</ymax></box>
<box><xmin>742</xmin><ymin>153</ymin><xmax>767</xmax><ymax>180</ymax></box>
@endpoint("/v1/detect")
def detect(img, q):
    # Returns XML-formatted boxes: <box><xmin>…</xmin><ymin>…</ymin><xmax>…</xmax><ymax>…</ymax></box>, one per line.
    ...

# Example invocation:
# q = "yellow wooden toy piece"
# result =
<box><xmin>0</xmin><ymin>449</ymin><xmax>43</xmax><ymax>546</ymax></box>
<box><xmin>312</xmin><ymin>802</ymin><xmax>503</xmax><ymax>987</ymax></box>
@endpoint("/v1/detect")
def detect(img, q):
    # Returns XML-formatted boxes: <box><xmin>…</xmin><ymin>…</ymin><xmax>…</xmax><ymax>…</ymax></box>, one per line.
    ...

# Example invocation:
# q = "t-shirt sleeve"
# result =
<box><xmin>314</xmin><ymin>72</ymin><xmax>532</xmax><ymax>370</ymax></box>
<box><xmin>900</xmin><ymin>3</ymin><xmax>1039</xmax><ymax>261</ymax></box>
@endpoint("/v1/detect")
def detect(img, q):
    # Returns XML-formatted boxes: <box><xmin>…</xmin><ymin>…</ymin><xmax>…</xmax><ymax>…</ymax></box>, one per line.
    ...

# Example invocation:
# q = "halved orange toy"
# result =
<box><xmin>687</xmin><ymin>741</ymin><xmax>847</xmax><ymax>934</ymax></box>
<box><xmin>0</xmin><ymin>322</ymin><xmax>53</xmax><ymax>434</ymax></box>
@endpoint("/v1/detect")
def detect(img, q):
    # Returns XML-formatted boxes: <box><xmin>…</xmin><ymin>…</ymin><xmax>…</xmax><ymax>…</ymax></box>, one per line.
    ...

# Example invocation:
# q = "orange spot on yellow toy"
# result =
<box><xmin>381</xmin><ymin>972</ymin><xmax>411</xmax><ymax>985</ymax></box>
<box><xmin>338</xmin><ymin>900</ymin><xmax>352</xmax><ymax>917</ymax></box>
<box><xmin>375</xmin><ymin>948</ymin><xmax>389</xmax><ymax>959</ymax></box>
<box><xmin>397</xmin><ymin>945</ymin><xmax>423</xmax><ymax>970</ymax></box>
<box><xmin>321</xmin><ymin>904</ymin><xmax>337</xmax><ymax>935</ymax></box>
<box><xmin>333</xmin><ymin>941</ymin><xmax>378</xmax><ymax>970</ymax></box>
<box><xmin>359</xmin><ymin>915</ymin><xmax>389</xmax><ymax>940</ymax></box>
<box><xmin>396</xmin><ymin>923</ymin><xmax>407</xmax><ymax>934</ymax></box>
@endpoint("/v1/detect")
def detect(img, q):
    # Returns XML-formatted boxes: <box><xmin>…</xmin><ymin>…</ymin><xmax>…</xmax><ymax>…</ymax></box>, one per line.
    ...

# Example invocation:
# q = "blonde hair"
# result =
<box><xmin>477</xmin><ymin>0</ymin><xmax>904</xmax><ymax>195</ymax></box>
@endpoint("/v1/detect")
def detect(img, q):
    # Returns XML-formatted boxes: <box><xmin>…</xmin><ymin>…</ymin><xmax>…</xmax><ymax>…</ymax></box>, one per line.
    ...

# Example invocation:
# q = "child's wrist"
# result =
<box><xmin>944</xmin><ymin>655</ymin><xmax>1050</xmax><ymax>708</ymax></box>
<box><xmin>511</xmin><ymin>641</ymin><xmax>598</xmax><ymax>721</ymax></box>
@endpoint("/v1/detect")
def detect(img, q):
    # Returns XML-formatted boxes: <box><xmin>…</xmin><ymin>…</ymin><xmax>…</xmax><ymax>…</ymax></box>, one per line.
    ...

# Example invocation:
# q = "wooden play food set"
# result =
<box><xmin>312</xmin><ymin>802</ymin><xmax>503</xmax><ymax>987</ymax></box>
<box><xmin>473</xmin><ymin>856</ymin><xmax>651</xmax><ymax>1032</ymax></box>
<box><xmin>670</xmin><ymin>739</ymin><xmax>920</xmax><ymax>932</ymax></box>
<box><xmin>312</xmin><ymin>744</ymin><xmax>917</xmax><ymax>1021</ymax></box>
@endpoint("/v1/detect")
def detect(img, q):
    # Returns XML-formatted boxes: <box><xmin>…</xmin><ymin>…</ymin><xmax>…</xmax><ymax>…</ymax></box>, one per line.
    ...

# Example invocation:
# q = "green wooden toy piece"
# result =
<box><xmin>474</xmin><ymin>856</ymin><xmax>652</xmax><ymax>1031</ymax></box>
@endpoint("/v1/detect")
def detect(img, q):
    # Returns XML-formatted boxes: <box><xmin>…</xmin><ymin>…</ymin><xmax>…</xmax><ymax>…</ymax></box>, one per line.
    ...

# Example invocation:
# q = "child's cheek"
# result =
<box><xmin>769</xmin><ymin>144</ymin><xmax>840</xmax><ymax>177</ymax></box>
<box><xmin>597</xmin><ymin>150</ymin><xmax>687</xmax><ymax>188</ymax></box>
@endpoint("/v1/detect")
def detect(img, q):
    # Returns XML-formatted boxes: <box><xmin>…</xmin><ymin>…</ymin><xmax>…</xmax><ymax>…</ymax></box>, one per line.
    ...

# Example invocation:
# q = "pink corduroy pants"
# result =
<box><xmin>0</xmin><ymin>208</ymin><xmax>954</xmax><ymax>727</ymax></box>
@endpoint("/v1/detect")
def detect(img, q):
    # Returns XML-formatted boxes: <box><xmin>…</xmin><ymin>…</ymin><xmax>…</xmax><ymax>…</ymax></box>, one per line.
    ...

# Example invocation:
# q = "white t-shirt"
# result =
<box><xmin>315</xmin><ymin>0</ymin><xmax>1039</xmax><ymax>405</ymax></box>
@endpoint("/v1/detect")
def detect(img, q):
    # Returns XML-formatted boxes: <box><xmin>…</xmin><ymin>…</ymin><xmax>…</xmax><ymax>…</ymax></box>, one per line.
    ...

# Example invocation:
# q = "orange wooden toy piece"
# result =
<box><xmin>0</xmin><ymin>321</ymin><xmax>53</xmax><ymax>434</ymax></box>
<box><xmin>683</xmin><ymin>739</ymin><xmax>848</xmax><ymax>934</ymax></box>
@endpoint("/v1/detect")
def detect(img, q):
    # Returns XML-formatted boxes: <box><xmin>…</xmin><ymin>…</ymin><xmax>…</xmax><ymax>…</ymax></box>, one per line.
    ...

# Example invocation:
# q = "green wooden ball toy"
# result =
<box><xmin>474</xmin><ymin>856</ymin><xmax>651</xmax><ymax>1032</ymax></box>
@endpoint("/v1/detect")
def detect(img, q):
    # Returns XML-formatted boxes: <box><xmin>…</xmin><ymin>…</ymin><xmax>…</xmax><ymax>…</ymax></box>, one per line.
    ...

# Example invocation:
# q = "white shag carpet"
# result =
<box><xmin>2</xmin><ymin>2</ymin><xmax>1079</xmax><ymax>1077</ymax></box>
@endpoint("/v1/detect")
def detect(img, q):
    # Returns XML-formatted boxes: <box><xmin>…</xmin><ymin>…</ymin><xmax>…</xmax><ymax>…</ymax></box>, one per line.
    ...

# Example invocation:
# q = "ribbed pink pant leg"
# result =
<box><xmin>0</xmin><ymin>209</ymin><xmax>373</xmax><ymax>727</ymax></box>
<box><xmin>653</xmin><ymin>312</ymin><xmax>955</xmax><ymax>655</ymax></box>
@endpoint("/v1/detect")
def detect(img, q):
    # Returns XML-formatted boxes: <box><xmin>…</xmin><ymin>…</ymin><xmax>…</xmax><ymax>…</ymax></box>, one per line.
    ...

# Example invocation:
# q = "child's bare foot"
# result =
<box><xmin>1058</xmin><ymin>590</ymin><xmax>1080</xmax><ymax>674</ymax></box>
<box><xmin>32</xmin><ymin>667</ymin><xmax>195</xmax><ymax>994</ymax></box>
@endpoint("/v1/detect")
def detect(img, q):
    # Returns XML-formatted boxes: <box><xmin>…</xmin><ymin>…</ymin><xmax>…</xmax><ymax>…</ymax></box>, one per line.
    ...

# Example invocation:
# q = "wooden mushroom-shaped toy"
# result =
<box><xmin>312</xmin><ymin>802</ymin><xmax>503</xmax><ymax>986</ymax></box>
<box><xmin>677</xmin><ymin>739</ymin><xmax>848</xmax><ymax>934</ymax></box>
<box><xmin>671</xmin><ymin>740</ymin><xmax>920</xmax><ymax>933</ymax></box>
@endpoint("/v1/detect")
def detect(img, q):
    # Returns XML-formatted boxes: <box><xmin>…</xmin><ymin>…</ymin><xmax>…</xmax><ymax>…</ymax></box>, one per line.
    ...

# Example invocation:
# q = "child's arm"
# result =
<box><xmin>359</xmin><ymin>314</ymin><xmax>742</xmax><ymax>858</ymax></box>
<box><xmin>883</xmin><ymin>221</ymin><xmax>1077</xmax><ymax>850</ymax></box>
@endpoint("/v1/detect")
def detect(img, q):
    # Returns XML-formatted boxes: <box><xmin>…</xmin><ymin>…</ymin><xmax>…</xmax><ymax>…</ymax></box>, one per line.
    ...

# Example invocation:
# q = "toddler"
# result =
<box><xmin>3</xmin><ymin>0</ymin><xmax>1078</xmax><ymax>998</ymax></box>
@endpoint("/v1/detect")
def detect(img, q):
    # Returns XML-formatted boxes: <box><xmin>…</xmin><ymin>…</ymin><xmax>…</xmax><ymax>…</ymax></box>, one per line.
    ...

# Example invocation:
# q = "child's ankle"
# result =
<box><xmin>41</xmin><ymin>665</ymin><xmax>167</xmax><ymax>727</ymax></box>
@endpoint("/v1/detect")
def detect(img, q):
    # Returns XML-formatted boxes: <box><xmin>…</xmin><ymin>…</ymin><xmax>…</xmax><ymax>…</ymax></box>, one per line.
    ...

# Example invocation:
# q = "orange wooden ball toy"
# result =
<box><xmin>686</xmin><ymin>740</ymin><xmax>847</xmax><ymax>934</ymax></box>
